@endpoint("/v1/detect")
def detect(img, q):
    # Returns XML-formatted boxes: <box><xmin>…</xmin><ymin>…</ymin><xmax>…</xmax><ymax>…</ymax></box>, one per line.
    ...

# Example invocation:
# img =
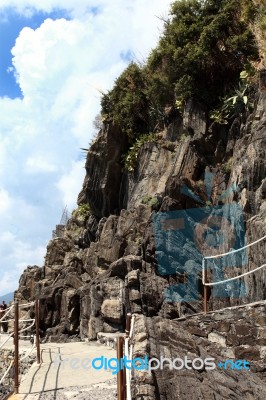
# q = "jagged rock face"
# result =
<box><xmin>16</xmin><ymin>74</ymin><xmax>266</xmax><ymax>397</ymax></box>
<box><xmin>15</xmin><ymin>265</ymin><xmax>45</xmax><ymax>302</ymax></box>
<box><xmin>77</xmin><ymin>123</ymin><xmax>128</xmax><ymax>217</ymax></box>
<box><xmin>132</xmin><ymin>303</ymin><xmax>266</xmax><ymax>400</ymax></box>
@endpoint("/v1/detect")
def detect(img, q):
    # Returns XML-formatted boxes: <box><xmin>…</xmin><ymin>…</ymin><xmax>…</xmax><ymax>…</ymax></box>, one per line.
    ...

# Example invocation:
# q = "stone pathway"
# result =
<box><xmin>8</xmin><ymin>341</ymin><xmax>117</xmax><ymax>400</ymax></box>
<box><xmin>10</xmin><ymin>380</ymin><xmax>117</xmax><ymax>400</ymax></box>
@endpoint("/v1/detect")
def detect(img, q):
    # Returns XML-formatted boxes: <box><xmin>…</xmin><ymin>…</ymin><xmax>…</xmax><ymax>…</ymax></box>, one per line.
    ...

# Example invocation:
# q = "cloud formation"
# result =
<box><xmin>0</xmin><ymin>0</ymin><xmax>172</xmax><ymax>294</ymax></box>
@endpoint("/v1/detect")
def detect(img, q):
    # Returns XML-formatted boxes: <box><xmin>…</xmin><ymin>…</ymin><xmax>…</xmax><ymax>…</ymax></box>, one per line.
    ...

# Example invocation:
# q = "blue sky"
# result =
<box><xmin>0</xmin><ymin>0</ymin><xmax>172</xmax><ymax>295</ymax></box>
<box><xmin>0</xmin><ymin>8</ymin><xmax>72</xmax><ymax>98</ymax></box>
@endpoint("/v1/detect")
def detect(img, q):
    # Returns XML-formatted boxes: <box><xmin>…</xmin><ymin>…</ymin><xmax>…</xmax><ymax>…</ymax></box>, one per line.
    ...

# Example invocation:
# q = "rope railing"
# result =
<box><xmin>19</xmin><ymin>318</ymin><xmax>35</xmax><ymax>323</ymax></box>
<box><xmin>18</xmin><ymin>320</ymin><xmax>35</xmax><ymax>335</ymax></box>
<box><xmin>0</xmin><ymin>318</ymin><xmax>34</xmax><ymax>325</ymax></box>
<box><xmin>0</xmin><ymin>300</ymin><xmax>41</xmax><ymax>395</ymax></box>
<box><xmin>0</xmin><ymin>305</ymin><xmax>14</xmax><ymax>322</ymax></box>
<box><xmin>202</xmin><ymin>234</ymin><xmax>266</xmax><ymax>312</ymax></box>
<box><xmin>0</xmin><ymin>319</ymin><xmax>14</xmax><ymax>323</ymax></box>
<box><xmin>0</xmin><ymin>332</ymin><xmax>14</xmax><ymax>350</ymax></box>
<box><xmin>0</xmin><ymin>336</ymin><xmax>37</xmax><ymax>386</ymax></box>
<box><xmin>18</xmin><ymin>302</ymin><xmax>34</xmax><ymax>309</ymax></box>
<box><xmin>203</xmin><ymin>264</ymin><xmax>266</xmax><ymax>286</ymax></box>
<box><xmin>0</xmin><ymin>301</ymin><xmax>33</xmax><ymax>327</ymax></box>
<box><xmin>0</xmin><ymin>359</ymin><xmax>14</xmax><ymax>385</ymax></box>
<box><xmin>19</xmin><ymin>336</ymin><xmax>36</xmax><ymax>362</ymax></box>
<box><xmin>204</xmin><ymin>234</ymin><xmax>266</xmax><ymax>260</ymax></box>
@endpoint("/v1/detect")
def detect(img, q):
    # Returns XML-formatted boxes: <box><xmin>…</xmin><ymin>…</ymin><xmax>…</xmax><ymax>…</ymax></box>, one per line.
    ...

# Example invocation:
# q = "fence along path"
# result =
<box><xmin>116</xmin><ymin>313</ymin><xmax>136</xmax><ymax>400</ymax></box>
<box><xmin>117</xmin><ymin>236</ymin><xmax>266</xmax><ymax>399</ymax></box>
<box><xmin>1</xmin><ymin>237</ymin><xmax>265</xmax><ymax>399</ymax></box>
<box><xmin>202</xmin><ymin>234</ymin><xmax>266</xmax><ymax>312</ymax></box>
<box><xmin>0</xmin><ymin>300</ymin><xmax>40</xmax><ymax>396</ymax></box>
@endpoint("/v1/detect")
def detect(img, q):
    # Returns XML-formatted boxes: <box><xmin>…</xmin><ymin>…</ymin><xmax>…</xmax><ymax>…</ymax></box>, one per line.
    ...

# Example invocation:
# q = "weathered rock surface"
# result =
<box><xmin>77</xmin><ymin>123</ymin><xmax>128</xmax><ymax>217</ymax></box>
<box><xmin>15</xmin><ymin>73</ymin><xmax>266</xmax><ymax>398</ymax></box>
<box><xmin>132</xmin><ymin>302</ymin><xmax>266</xmax><ymax>400</ymax></box>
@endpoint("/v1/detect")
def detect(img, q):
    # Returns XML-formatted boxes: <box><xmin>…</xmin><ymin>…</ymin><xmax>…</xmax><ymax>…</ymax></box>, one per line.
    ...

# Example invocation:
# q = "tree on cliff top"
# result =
<box><xmin>101</xmin><ymin>0</ymin><xmax>259</xmax><ymax>141</ymax></box>
<box><xmin>147</xmin><ymin>0</ymin><xmax>258</xmax><ymax>106</ymax></box>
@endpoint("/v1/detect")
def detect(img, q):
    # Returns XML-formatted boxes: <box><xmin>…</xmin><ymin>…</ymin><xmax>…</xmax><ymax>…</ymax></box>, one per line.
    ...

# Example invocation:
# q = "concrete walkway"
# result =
<box><xmin>8</xmin><ymin>341</ymin><xmax>117</xmax><ymax>400</ymax></box>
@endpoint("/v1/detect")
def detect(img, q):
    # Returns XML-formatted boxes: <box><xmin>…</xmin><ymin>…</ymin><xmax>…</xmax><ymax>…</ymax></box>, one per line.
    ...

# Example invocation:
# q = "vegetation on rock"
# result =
<box><xmin>123</xmin><ymin>132</ymin><xmax>157</xmax><ymax>171</ymax></box>
<box><xmin>210</xmin><ymin>68</ymin><xmax>257</xmax><ymax>125</ymax></box>
<box><xmin>72</xmin><ymin>204</ymin><xmax>91</xmax><ymax>221</ymax></box>
<box><xmin>100</xmin><ymin>0</ymin><xmax>259</xmax><ymax>170</ymax></box>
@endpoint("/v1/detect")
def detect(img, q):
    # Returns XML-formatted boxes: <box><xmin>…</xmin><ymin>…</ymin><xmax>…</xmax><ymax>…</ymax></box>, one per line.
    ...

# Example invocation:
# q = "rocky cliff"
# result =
<box><xmin>15</xmin><ymin>72</ymin><xmax>266</xmax><ymax>397</ymax></box>
<box><xmin>15</xmin><ymin>1</ymin><xmax>266</xmax><ymax>397</ymax></box>
<box><xmin>17</xmin><ymin>74</ymin><xmax>266</xmax><ymax>330</ymax></box>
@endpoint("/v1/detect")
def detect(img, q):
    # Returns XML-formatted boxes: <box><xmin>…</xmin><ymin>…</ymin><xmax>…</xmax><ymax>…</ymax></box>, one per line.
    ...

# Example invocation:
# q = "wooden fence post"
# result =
<box><xmin>117</xmin><ymin>336</ymin><xmax>124</xmax><ymax>400</ymax></box>
<box><xmin>14</xmin><ymin>301</ymin><xmax>19</xmax><ymax>394</ymax></box>
<box><xmin>35</xmin><ymin>299</ymin><xmax>41</xmax><ymax>364</ymax></box>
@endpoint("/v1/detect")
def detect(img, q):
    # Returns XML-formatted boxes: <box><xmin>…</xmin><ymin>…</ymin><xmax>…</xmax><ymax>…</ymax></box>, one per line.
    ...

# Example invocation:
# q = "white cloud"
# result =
<box><xmin>0</xmin><ymin>189</ymin><xmax>10</xmax><ymax>212</ymax></box>
<box><xmin>0</xmin><ymin>235</ymin><xmax>46</xmax><ymax>294</ymax></box>
<box><xmin>57</xmin><ymin>160</ymin><xmax>85</xmax><ymax>208</ymax></box>
<box><xmin>0</xmin><ymin>231</ymin><xmax>15</xmax><ymax>242</ymax></box>
<box><xmin>0</xmin><ymin>0</ymin><xmax>172</xmax><ymax>293</ymax></box>
<box><xmin>26</xmin><ymin>155</ymin><xmax>58</xmax><ymax>173</ymax></box>
<box><xmin>0</xmin><ymin>271</ymin><xmax>16</xmax><ymax>295</ymax></box>
<box><xmin>0</xmin><ymin>1</ymin><xmax>171</xmax><ymax>20</ymax></box>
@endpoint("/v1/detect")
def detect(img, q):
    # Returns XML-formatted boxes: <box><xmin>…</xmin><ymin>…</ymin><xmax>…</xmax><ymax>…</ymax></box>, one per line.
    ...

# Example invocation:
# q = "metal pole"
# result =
<box><xmin>117</xmin><ymin>336</ymin><xmax>124</xmax><ymax>400</ymax></box>
<box><xmin>35</xmin><ymin>299</ymin><xmax>41</xmax><ymax>364</ymax></box>
<box><xmin>204</xmin><ymin>268</ymin><xmax>208</xmax><ymax>314</ymax></box>
<box><xmin>125</xmin><ymin>313</ymin><xmax>132</xmax><ymax>338</ymax></box>
<box><xmin>14</xmin><ymin>301</ymin><xmax>19</xmax><ymax>394</ymax></box>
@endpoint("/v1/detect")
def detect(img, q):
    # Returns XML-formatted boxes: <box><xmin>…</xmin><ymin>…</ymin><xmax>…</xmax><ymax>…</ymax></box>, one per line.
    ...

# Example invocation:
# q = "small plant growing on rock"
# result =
<box><xmin>175</xmin><ymin>98</ymin><xmax>185</xmax><ymax>112</ymax></box>
<box><xmin>210</xmin><ymin>68</ymin><xmax>256</xmax><ymax>125</ymax></box>
<box><xmin>224</xmin><ymin>158</ymin><xmax>233</xmax><ymax>174</ymax></box>
<box><xmin>72</xmin><ymin>204</ymin><xmax>91</xmax><ymax>221</ymax></box>
<box><xmin>124</xmin><ymin>133</ymin><xmax>157</xmax><ymax>172</ymax></box>
<box><xmin>142</xmin><ymin>195</ymin><xmax>158</xmax><ymax>207</ymax></box>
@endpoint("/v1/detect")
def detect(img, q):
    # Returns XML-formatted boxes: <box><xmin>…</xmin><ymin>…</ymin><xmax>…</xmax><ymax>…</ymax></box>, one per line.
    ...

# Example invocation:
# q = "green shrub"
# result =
<box><xmin>101</xmin><ymin>63</ymin><xmax>150</xmax><ymax>141</ymax></box>
<box><xmin>124</xmin><ymin>133</ymin><xmax>157</xmax><ymax>172</ymax></box>
<box><xmin>100</xmin><ymin>0</ymin><xmax>259</xmax><ymax>162</ymax></box>
<box><xmin>210</xmin><ymin>69</ymin><xmax>256</xmax><ymax>124</ymax></box>
<box><xmin>72</xmin><ymin>204</ymin><xmax>91</xmax><ymax>221</ymax></box>
<box><xmin>145</xmin><ymin>0</ymin><xmax>258</xmax><ymax>109</ymax></box>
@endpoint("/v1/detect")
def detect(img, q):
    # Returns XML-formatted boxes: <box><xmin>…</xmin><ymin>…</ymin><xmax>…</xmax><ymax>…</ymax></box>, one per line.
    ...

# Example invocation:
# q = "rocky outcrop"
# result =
<box><xmin>132</xmin><ymin>301</ymin><xmax>266</xmax><ymax>400</ymax></box>
<box><xmin>15</xmin><ymin>71</ymin><xmax>266</xmax><ymax>398</ymax></box>
<box><xmin>77</xmin><ymin>123</ymin><xmax>128</xmax><ymax>217</ymax></box>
